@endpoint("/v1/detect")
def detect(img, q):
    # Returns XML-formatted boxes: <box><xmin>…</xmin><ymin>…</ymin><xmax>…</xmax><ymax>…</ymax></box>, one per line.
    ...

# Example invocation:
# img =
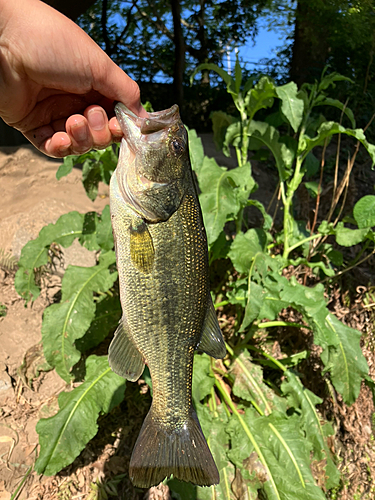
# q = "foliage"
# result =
<box><xmin>14</xmin><ymin>65</ymin><xmax>375</xmax><ymax>498</ymax></box>
<box><xmin>78</xmin><ymin>0</ymin><xmax>265</xmax><ymax>83</ymax></box>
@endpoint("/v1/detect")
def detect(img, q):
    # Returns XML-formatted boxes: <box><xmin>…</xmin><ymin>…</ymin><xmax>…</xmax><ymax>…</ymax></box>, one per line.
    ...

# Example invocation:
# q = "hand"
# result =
<box><xmin>0</xmin><ymin>0</ymin><xmax>147</xmax><ymax>157</ymax></box>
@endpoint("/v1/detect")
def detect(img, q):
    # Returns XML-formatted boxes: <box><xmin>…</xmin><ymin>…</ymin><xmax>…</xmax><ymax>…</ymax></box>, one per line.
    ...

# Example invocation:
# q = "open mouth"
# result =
<box><xmin>115</xmin><ymin>103</ymin><xmax>180</xmax><ymax>135</ymax></box>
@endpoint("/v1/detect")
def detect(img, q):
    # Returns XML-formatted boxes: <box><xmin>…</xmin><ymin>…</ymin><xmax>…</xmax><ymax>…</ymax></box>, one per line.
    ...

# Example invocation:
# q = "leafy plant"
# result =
<box><xmin>14</xmin><ymin>65</ymin><xmax>375</xmax><ymax>499</ymax></box>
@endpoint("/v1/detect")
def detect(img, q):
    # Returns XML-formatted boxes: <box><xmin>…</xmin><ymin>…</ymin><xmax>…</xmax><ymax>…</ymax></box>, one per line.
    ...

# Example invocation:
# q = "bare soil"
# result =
<box><xmin>0</xmin><ymin>142</ymin><xmax>374</xmax><ymax>500</ymax></box>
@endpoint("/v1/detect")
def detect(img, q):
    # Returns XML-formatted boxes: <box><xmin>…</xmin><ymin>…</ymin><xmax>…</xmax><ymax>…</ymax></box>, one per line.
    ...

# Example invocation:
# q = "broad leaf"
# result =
<box><xmin>41</xmin><ymin>251</ymin><xmax>117</xmax><ymax>382</ymax></box>
<box><xmin>227</xmin><ymin>408</ymin><xmax>326</xmax><ymax>500</ymax></box>
<box><xmin>228</xmin><ymin>229</ymin><xmax>267</xmax><ymax>274</ymax></box>
<box><xmin>190</xmin><ymin>63</ymin><xmax>236</xmax><ymax>96</ymax></box>
<box><xmin>75</xmin><ymin>293</ymin><xmax>122</xmax><ymax>353</ymax></box>
<box><xmin>353</xmin><ymin>195</ymin><xmax>375</xmax><ymax>228</ymax></box>
<box><xmin>302</xmin><ymin>122</ymin><xmax>375</xmax><ymax>164</ymax></box>
<box><xmin>248</xmin><ymin>121</ymin><xmax>295</xmax><ymax>181</ymax></box>
<box><xmin>96</xmin><ymin>205</ymin><xmax>114</xmax><ymax>251</ymax></box>
<box><xmin>198</xmin><ymin>158</ymin><xmax>255</xmax><ymax>246</ymax></box>
<box><xmin>275</xmin><ymin>82</ymin><xmax>304</xmax><ymax>133</ymax></box>
<box><xmin>279</xmin><ymin>280</ymin><xmax>368</xmax><ymax>404</ymax></box>
<box><xmin>192</xmin><ymin>353</ymin><xmax>215</xmax><ymax>405</ymax></box>
<box><xmin>314</xmin><ymin>98</ymin><xmax>356</xmax><ymax>128</ymax></box>
<box><xmin>281</xmin><ymin>371</ymin><xmax>340</xmax><ymax>489</ymax></box>
<box><xmin>35</xmin><ymin>355</ymin><xmax>126</xmax><ymax>476</ymax></box>
<box><xmin>15</xmin><ymin>211</ymin><xmax>96</xmax><ymax>302</ymax></box>
<box><xmin>196</xmin><ymin>405</ymin><xmax>235</xmax><ymax>500</ymax></box>
<box><xmin>188</xmin><ymin>128</ymin><xmax>205</xmax><ymax>176</ymax></box>
<box><xmin>231</xmin><ymin>351</ymin><xmax>287</xmax><ymax>415</ymax></box>
<box><xmin>245</xmin><ymin>76</ymin><xmax>276</xmax><ymax>119</ymax></box>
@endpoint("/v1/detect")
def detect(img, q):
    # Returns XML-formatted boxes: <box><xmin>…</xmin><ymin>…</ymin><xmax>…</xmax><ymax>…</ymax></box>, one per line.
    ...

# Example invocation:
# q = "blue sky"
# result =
<box><xmin>224</xmin><ymin>22</ymin><xmax>287</xmax><ymax>75</ymax></box>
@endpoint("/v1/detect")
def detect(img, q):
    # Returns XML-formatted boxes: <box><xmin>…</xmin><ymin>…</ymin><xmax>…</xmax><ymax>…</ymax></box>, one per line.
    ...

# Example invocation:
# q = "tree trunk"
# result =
<box><xmin>171</xmin><ymin>0</ymin><xmax>186</xmax><ymax>112</ymax></box>
<box><xmin>290</xmin><ymin>0</ymin><xmax>333</xmax><ymax>87</ymax></box>
<box><xmin>43</xmin><ymin>0</ymin><xmax>96</xmax><ymax>21</ymax></box>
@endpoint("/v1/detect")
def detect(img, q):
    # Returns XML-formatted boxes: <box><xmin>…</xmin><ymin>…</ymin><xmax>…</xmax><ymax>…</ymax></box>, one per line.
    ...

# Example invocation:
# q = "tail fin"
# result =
<box><xmin>129</xmin><ymin>407</ymin><xmax>219</xmax><ymax>488</ymax></box>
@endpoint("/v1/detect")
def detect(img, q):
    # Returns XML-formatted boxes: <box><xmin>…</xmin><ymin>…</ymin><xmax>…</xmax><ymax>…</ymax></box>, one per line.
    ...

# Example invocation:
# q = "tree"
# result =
<box><xmin>78</xmin><ymin>0</ymin><xmax>266</xmax><ymax>109</ymax></box>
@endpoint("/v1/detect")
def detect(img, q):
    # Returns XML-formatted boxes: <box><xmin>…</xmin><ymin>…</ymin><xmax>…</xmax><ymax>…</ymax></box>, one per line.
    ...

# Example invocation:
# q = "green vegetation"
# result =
<box><xmin>14</xmin><ymin>64</ymin><xmax>375</xmax><ymax>498</ymax></box>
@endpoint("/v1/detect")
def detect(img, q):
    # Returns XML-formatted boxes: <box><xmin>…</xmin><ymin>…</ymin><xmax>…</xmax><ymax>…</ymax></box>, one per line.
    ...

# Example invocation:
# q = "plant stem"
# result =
<box><xmin>257</xmin><ymin>321</ymin><xmax>311</xmax><ymax>330</ymax></box>
<box><xmin>287</xmin><ymin>233</ymin><xmax>322</xmax><ymax>254</ymax></box>
<box><xmin>10</xmin><ymin>465</ymin><xmax>33</xmax><ymax>500</ymax></box>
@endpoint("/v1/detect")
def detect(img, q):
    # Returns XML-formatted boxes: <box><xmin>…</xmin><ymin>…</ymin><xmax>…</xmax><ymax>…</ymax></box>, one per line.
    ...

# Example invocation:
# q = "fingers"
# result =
<box><xmin>37</xmin><ymin>105</ymin><xmax>118</xmax><ymax>157</ymax></box>
<box><xmin>26</xmin><ymin>102</ymin><xmax>147</xmax><ymax>158</ymax></box>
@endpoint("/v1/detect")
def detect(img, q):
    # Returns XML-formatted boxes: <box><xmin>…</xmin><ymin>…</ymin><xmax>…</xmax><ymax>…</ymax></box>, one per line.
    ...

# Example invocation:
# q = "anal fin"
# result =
<box><xmin>108</xmin><ymin>317</ymin><xmax>145</xmax><ymax>381</ymax></box>
<box><xmin>197</xmin><ymin>297</ymin><xmax>226</xmax><ymax>359</ymax></box>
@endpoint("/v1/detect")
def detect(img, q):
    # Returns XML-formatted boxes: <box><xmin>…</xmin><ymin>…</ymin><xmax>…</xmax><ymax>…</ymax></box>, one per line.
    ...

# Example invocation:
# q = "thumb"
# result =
<box><xmin>93</xmin><ymin>55</ymin><xmax>148</xmax><ymax>118</ymax></box>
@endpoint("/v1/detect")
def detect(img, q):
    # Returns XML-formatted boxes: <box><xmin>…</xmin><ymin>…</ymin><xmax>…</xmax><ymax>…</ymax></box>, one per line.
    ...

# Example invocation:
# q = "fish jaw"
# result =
<box><xmin>114</xmin><ymin>103</ymin><xmax>189</xmax><ymax>222</ymax></box>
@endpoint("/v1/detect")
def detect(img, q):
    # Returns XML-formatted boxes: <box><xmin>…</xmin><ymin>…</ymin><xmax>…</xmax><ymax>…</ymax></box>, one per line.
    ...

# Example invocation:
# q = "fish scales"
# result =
<box><xmin>109</xmin><ymin>103</ymin><xmax>226</xmax><ymax>488</ymax></box>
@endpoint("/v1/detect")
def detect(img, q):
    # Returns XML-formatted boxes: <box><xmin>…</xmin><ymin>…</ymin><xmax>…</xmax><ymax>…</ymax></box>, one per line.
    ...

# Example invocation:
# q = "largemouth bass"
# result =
<box><xmin>109</xmin><ymin>103</ymin><xmax>226</xmax><ymax>488</ymax></box>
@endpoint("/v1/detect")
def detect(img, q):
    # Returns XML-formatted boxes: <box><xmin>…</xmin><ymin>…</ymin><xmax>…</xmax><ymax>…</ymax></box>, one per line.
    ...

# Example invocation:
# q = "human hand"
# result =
<box><xmin>0</xmin><ymin>0</ymin><xmax>147</xmax><ymax>157</ymax></box>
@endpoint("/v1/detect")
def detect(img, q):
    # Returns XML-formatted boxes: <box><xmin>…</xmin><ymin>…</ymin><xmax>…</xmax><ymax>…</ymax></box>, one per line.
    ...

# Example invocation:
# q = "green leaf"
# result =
<box><xmin>82</xmin><ymin>159</ymin><xmax>102</xmax><ymax>201</ymax></box>
<box><xmin>353</xmin><ymin>195</ymin><xmax>375</xmax><ymax>228</ymax></box>
<box><xmin>302</xmin><ymin>122</ymin><xmax>375</xmax><ymax>164</ymax></box>
<box><xmin>234</xmin><ymin>55</ymin><xmax>242</xmax><ymax>94</ymax></box>
<box><xmin>192</xmin><ymin>353</ymin><xmax>215</xmax><ymax>405</ymax></box>
<box><xmin>41</xmin><ymin>251</ymin><xmax>117</xmax><ymax>382</ymax></box>
<box><xmin>168</xmin><ymin>479</ymin><xmax>196</xmax><ymax>500</ymax></box>
<box><xmin>188</xmin><ymin>128</ymin><xmax>205</xmax><ymax>176</ymax></box>
<box><xmin>248</xmin><ymin>121</ymin><xmax>295</xmax><ymax>181</ymax></box>
<box><xmin>275</xmin><ymin>82</ymin><xmax>304</xmax><ymax>133</ymax></box>
<box><xmin>240</xmin><ymin>279</ymin><xmax>264</xmax><ymax>331</ymax></box>
<box><xmin>228</xmin><ymin>229</ymin><xmax>267</xmax><ymax>274</ymax></box>
<box><xmin>96</xmin><ymin>205</ymin><xmax>114</xmax><ymax>251</ymax></box>
<box><xmin>304</xmin><ymin>152</ymin><xmax>320</xmax><ymax>178</ymax></box>
<box><xmin>198</xmin><ymin>159</ymin><xmax>255</xmax><ymax>247</ymax></box>
<box><xmin>15</xmin><ymin>211</ymin><xmax>89</xmax><ymax>302</ymax></box>
<box><xmin>56</xmin><ymin>156</ymin><xmax>74</xmax><ymax>180</ymax></box>
<box><xmin>196</xmin><ymin>405</ymin><xmax>234</xmax><ymax>500</ymax></box>
<box><xmin>245</xmin><ymin>76</ymin><xmax>276</xmax><ymax>120</ymax></box>
<box><xmin>79</xmin><ymin>212</ymin><xmax>100</xmax><ymax>251</ymax></box>
<box><xmin>35</xmin><ymin>355</ymin><xmax>126</xmax><ymax>476</ymax></box>
<box><xmin>281</xmin><ymin>371</ymin><xmax>340</xmax><ymax>489</ymax></box>
<box><xmin>314</xmin><ymin>98</ymin><xmax>356</xmax><ymax>128</ymax></box>
<box><xmin>322</xmin><ymin>313</ymin><xmax>368</xmax><ymax>404</ymax></box>
<box><xmin>246</xmin><ymin>199</ymin><xmax>273</xmax><ymax>230</ymax></box>
<box><xmin>210</xmin><ymin>111</ymin><xmax>237</xmax><ymax>151</ymax></box>
<box><xmin>279</xmin><ymin>281</ymin><xmax>368</xmax><ymax>404</ymax></box>
<box><xmin>231</xmin><ymin>351</ymin><xmax>287</xmax><ymax>415</ymax></box>
<box><xmin>317</xmin><ymin>72</ymin><xmax>353</xmax><ymax>91</ymax></box>
<box><xmin>190</xmin><ymin>63</ymin><xmax>236</xmax><ymax>96</ymax></box>
<box><xmin>75</xmin><ymin>293</ymin><xmax>122</xmax><ymax>353</ymax></box>
<box><xmin>227</xmin><ymin>408</ymin><xmax>327</xmax><ymax>500</ymax></box>
<box><xmin>335</xmin><ymin>223</ymin><xmax>370</xmax><ymax>246</ymax></box>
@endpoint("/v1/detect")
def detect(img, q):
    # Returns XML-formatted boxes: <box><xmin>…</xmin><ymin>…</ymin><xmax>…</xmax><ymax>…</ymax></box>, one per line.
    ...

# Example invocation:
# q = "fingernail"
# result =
<box><xmin>71</xmin><ymin>121</ymin><xmax>88</xmax><ymax>142</ymax></box>
<box><xmin>88</xmin><ymin>109</ymin><xmax>105</xmax><ymax>131</ymax></box>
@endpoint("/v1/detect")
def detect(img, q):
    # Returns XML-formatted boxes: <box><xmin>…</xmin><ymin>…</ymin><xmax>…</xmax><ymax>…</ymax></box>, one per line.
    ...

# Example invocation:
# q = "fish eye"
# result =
<box><xmin>169</xmin><ymin>139</ymin><xmax>184</xmax><ymax>156</ymax></box>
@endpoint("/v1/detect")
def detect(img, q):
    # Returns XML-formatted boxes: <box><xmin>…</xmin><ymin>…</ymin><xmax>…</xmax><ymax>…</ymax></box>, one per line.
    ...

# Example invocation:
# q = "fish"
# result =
<box><xmin>108</xmin><ymin>103</ymin><xmax>226</xmax><ymax>488</ymax></box>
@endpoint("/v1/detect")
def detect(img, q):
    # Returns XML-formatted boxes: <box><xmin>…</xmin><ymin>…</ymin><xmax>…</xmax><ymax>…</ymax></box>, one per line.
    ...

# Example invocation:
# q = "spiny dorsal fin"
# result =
<box><xmin>108</xmin><ymin>317</ymin><xmax>145</xmax><ymax>381</ymax></box>
<box><xmin>130</xmin><ymin>218</ymin><xmax>155</xmax><ymax>273</ymax></box>
<box><xmin>197</xmin><ymin>297</ymin><xmax>226</xmax><ymax>359</ymax></box>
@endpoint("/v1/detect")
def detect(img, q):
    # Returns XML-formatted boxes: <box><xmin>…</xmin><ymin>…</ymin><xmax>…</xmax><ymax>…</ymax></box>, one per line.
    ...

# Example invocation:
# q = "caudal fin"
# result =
<box><xmin>129</xmin><ymin>408</ymin><xmax>219</xmax><ymax>488</ymax></box>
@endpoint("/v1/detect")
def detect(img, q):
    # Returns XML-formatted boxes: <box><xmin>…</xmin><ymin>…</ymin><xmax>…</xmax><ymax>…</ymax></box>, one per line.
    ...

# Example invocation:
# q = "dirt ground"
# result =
<box><xmin>0</xmin><ymin>142</ymin><xmax>374</xmax><ymax>500</ymax></box>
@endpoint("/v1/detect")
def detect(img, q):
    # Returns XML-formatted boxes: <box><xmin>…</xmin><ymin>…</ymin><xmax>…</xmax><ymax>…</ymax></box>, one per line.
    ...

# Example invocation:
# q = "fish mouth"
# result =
<box><xmin>115</xmin><ymin>103</ymin><xmax>180</xmax><ymax>137</ymax></box>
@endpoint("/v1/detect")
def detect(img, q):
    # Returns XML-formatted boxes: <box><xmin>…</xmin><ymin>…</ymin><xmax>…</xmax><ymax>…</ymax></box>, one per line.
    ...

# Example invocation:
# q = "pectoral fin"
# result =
<box><xmin>130</xmin><ymin>218</ymin><xmax>155</xmax><ymax>273</ymax></box>
<box><xmin>108</xmin><ymin>317</ymin><xmax>145</xmax><ymax>381</ymax></box>
<box><xmin>197</xmin><ymin>298</ymin><xmax>226</xmax><ymax>359</ymax></box>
